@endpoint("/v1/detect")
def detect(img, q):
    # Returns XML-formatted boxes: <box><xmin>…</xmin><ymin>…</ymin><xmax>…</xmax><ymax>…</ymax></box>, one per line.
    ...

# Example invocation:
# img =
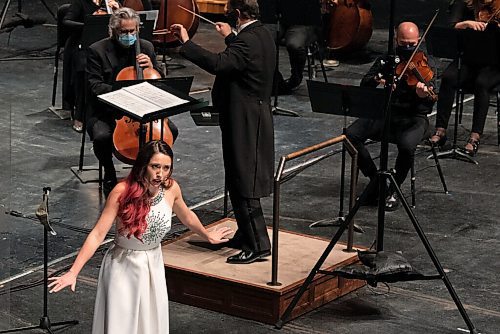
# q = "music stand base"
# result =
<box><xmin>272</xmin><ymin>106</ymin><xmax>300</xmax><ymax>117</ymax></box>
<box><xmin>309</xmin><ymin>217</ymin><xmax>364</xmax><ymax>233</ymax></box>
<box><xmin>433</xmin><ymin>147</ymin><xmax>478</xmax><ymax>165</ymax></box>
<box><xmin>0</xmin><ymin>318</ymin><xmax>79</xmax><ymax>333</ymax></box>
<box><xmin>70</xmin><ymin>166</ymin><xmax>102</xmax><ymax>185</ymax></box>
<box><xmin>46</xmin><ymin>106</ymin><xmax>71</xmax><ymax>120</ymax></box>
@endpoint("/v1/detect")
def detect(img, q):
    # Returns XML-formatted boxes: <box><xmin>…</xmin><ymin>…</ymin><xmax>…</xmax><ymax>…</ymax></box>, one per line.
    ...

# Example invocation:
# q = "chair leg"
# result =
<box><xmin>306</xmin><ymin>46</ymin><xmax>313</xmax><ymax>80</ymax></box>
<box><xmin>317</xmin><ymin>46</ymin><xmax>328</xmax><ymax>83</ymax></box>
<box><xmin>98</xmin><ymin>162</ymin><xmax>103</xmax><ymax>190</ymax></box>
<box><xmin>459</xmin><ymin>91</ymin><xmax>464</xmax><ymax>125</ymax></box>
<box><xmin>497</xmin><ymin>92</ymin><xmax>500</xmax><ymax>146</ymax></box>
<box><xmin>430</xmin><ymin>143</ymin><xmax>449</xmax><ymax>194</ymax></box>
<box><xmin>410</xmin><ymin>160</ymin><xmax>416</xmax><ymax>208</ymax></box>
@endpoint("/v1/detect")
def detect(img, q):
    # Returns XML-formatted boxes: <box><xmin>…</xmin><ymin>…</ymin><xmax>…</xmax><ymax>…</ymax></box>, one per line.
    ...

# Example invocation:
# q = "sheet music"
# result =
<box><xmin>98</xmin><ymin>82</ymin><xmax>189</xmax><ymax>118</ymax></box>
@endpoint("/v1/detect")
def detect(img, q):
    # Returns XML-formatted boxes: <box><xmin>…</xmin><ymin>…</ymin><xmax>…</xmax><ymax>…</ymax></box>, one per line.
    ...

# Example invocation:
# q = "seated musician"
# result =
<box><xmin>86</xmin><ymin>7</ymin><xmax>177</xmax><ymax>196</ymax></box>
<box><xmin>63</xmin><ymin>0</ymin><xmax>121</xmax><ymax>133</ymax></box>
<box><xmin>346</xmin><ymin>22</ymin><xmax>436</xmax><ymax>211</ymax></box>
<box><xmin>430</xmin><ymin>0</ymin><xmax>500</xmax><ymax>156</ymax></box>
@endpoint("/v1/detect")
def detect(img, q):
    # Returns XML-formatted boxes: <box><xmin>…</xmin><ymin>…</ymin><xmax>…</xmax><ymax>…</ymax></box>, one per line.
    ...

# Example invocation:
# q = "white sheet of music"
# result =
<box><xmin>98</xmin><ymin>82</ymin><xmax>189</xmax><ymax>118</ymax></box>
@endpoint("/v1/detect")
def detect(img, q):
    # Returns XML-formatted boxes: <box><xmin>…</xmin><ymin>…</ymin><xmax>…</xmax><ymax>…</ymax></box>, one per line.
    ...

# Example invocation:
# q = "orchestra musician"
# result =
<box><xmin>346</xmin><ymin>22</ymin><xmax>436</xmax><ymax>211</ymax></box>
<box><xmin>63</xmin><ymin>0</ymin><xmax>121</xmax><ymax>133</ymax></box>
<box><xmin>86</xmin><ymin>7</ymin><xmax>177</xmax><ymax>196</ymax></box>
<box><xmin>170</xmin><ymin>0</ymin><xmax>275</xmax><ymax>264</ymax></box>
<box><xmin>258</xmin><ymin>0</ymin><xmax>322</xmax><ymax>94</ymax></box>
<box><xmin>429</xmin><ymin>0</ymin><xmax>500</xmax><ymax>156</ymax></box>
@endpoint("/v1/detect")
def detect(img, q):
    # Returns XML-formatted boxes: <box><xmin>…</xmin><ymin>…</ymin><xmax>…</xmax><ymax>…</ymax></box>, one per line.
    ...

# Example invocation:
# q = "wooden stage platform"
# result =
<box><xmin>162</xmin><ymin>218</ymin><xmax>365</xmax><ymax>324</ymax></box>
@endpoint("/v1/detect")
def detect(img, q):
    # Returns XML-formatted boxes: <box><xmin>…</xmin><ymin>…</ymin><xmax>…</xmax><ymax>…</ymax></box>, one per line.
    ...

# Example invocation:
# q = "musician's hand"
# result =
<box><xmin>170</xmin><ymin>24</ymin><xmax>190</xmax><ymax>43</ymax></box>
<box><xmin>455</xmin><ymin>20</ymin><xmax>487</xmax><ymax>31</ymax></box>
<box><xmin>136</xmin><ymin>53</ymin><xmax>153</xmax><ymax>69</ymax></box>
<box><xmin>416</xmin><ymin>82</ymin><xmax>430</xmax><ymax>98</ymax></box>
<box><xmin>108</xmin><ymin>0</ymin><xmax>119</xmax><ymax>10</ymax></box>
<box><xmin>215</xmin><ymin>22</ymin><xmax>232</xmax><ymax>38</ymax></box>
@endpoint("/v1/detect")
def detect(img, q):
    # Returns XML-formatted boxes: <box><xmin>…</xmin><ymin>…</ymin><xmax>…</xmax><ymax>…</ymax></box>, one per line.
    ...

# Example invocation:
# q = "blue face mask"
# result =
<box><xmin>118</xmin><ymin>33</ymin><xmax>137</xmax><ymax>47</ymax></box>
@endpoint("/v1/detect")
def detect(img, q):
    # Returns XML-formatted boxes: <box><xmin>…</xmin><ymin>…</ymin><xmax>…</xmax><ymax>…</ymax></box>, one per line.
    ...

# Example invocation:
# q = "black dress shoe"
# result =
<box><xmin>385</xmin><ymin>193</ymin><xmax>400</xmax><ymax>212</ymax></box>
<box><xmin>226</xmin><ymin>250</ymin><xmax>271</xmax><ymax>264</ymax></box>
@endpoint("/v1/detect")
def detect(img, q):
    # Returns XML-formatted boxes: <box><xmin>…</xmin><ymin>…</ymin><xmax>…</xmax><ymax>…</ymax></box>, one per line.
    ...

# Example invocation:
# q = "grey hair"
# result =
<box><xmin>108</xmin><ymin>7</ymin><xmax>140</xmax><ymax>37</ymax></box>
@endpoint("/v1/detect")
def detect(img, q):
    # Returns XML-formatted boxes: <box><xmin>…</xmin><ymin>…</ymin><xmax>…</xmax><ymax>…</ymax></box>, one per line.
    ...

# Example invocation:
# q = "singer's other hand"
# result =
<box><xmin>215</xmin><ymin>22</ymin><xmax>232</xmax><ymax>38</ymax></box>
<box><xmin>170</xmin><ymin>24</ymin><xmax>189</xmax><ymax>43</ymax></box>
<box><xmin>48</xmin><ymin>270</ymin><xmax>77</xmax><ymax>293</ymax></box>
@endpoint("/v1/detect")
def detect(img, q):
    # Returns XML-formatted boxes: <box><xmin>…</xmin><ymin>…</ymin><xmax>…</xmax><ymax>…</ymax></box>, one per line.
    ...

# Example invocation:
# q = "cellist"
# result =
<box><xmin>86</xmin><ymin>7</ymin><xmax>178</xmax><ymax>196</ymax></box>
<box><xmin>430</xmin><ymin>0</ymin><xmax>500</xmax><ymax>156</ymax></box>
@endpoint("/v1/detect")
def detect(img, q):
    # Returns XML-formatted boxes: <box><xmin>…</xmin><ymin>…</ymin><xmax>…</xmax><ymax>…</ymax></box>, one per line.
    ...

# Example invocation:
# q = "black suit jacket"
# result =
<box><xmin>180</xmin><ymin>22</ymin><xmax>276</xmax><ymax>198</ymax></box>
<box><xmin>86</xmin><ymin>37</ymin><xmax>161</xmax><ymax>130</ymax></box>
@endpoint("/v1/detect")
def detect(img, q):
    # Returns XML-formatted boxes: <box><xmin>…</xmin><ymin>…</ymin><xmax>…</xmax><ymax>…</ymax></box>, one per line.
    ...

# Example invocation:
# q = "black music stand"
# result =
<box><xmin>307</xmin><ymin>80</ymin><xmax>384</xmax><ymax>232</ymax></box>
<box><xmin>0</xmin><ymin>188</ymin><xmax>79</xmax><ymax>334</ymax></box>
<box><xmin>99</xmin><ymin>80</ymin><xmax>207</xmax><ymax>150</ymax></box>
<box><xmin>429</xmin><ymin>27</ymin><xmax>500</xmax><ymax>164</ymax></box>
<box><xmin>276</xmin><ymin>6</ymin><xmax>478</xmax><ymax>333</ymax></box>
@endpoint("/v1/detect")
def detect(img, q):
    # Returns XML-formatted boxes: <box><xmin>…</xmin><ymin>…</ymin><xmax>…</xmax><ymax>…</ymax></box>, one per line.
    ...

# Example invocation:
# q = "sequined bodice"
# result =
<box><xmin>115</xmin><ymin>189</ymin><xmax>172</xmax><ymax>250</ymax></box>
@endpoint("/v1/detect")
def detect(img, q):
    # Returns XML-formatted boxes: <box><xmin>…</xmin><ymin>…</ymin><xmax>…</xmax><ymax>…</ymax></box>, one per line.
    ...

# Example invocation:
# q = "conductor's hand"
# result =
<box><xmin>456</xmin><ymin>20</ymin><xmax>487</xmax><ymax>31</ymax></box>
<box><xmin>48</xmin><ymin>271</ymin><xmax>77</xmax><ymax>293</ymax></box>
<box><xmin>108</xmin><ymin>0</ymin><xmax>120</xmax><ymax>10</ymax></box>
<box><xmin>136</xmin><ymin>53</ymin><xmax>153</xmax><ymax>69</ymax></box>
<box><xmin>206</xmin><ymin>226</ymin><xmax>233</xmax><ymax>244</ymax></box>
<box><xmin>215</xmin><ymin>22</ymin><xmax>232</xmax><ymax>38</ymax></box>
<box><xmin>170</xmin><ymin>24</ymin><xmax>190</xmax><ymax>43</ymax></box>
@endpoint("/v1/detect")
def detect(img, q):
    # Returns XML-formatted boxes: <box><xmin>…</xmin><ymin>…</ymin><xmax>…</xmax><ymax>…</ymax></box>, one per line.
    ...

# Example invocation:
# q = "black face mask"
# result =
<box><xmin>396</xmin><ymin>45</ymin><xmax>416</xmax><ymax>60</ymax></box>
<box><xmin>225</xmin><ymin>10</ymin><xmax>239</xmax><ymax>28</ymax></box>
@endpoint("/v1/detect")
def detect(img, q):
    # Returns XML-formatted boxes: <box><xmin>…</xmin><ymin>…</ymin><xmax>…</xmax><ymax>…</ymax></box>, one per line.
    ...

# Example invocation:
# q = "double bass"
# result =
<box><xmin>323</xmin><ymin>0</ymin><xmax>373</xmax><ymax>53</ymax></box>
<box><xmin>113</xmin><ymin>40</ymin><xmax>174</xmax><ymax>164</ymax></box>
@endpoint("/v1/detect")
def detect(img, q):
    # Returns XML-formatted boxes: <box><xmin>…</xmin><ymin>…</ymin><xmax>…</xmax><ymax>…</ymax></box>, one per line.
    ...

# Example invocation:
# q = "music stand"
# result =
<box><xmin>276</xmin><ymin>6</ymin><xmax>478</xmax><ymax>333</ymax></box>
<box><xmin>429</xmin><ymin>27</ymin><xmax>500</xmax><ymax>164</ymax></box>
<box><xmin>307</xmin><ymin>80</ymin><xmax>384</xmax><ymax>232</ymax></box>
<box><xmin>0</xmin><ymin>0</ymin><xmax>55</xmax><ymax>31</ymax></box>
<box><xmin>0</xmin><ymin>188</ymin><xmax>79</xmax><ymax>333</ymax></box>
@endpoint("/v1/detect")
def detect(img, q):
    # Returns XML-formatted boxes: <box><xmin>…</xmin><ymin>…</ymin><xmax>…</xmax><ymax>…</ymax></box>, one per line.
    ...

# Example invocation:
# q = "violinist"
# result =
<box><xmin>430</xmin><ymin>0</ymin><xmax>500</xmax><ymax>156</ymax></box>
<box><xmin>86</xmin><ymin>7</ymin><xmax>177</xmax><ymax>196</ymax></box>
<box><xmin>346</xmin><ymin>22</ymin><xmax>436</xmax><ymax>211</ymax></box>
<box><xmin>62</xmin><ymin>0</ymin><xmax>121</xmax><ymax>133</ymax></box>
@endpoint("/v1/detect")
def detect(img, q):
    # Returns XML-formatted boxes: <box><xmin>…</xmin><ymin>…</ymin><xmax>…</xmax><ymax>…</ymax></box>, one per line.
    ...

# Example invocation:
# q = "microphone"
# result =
<box><xmin>35</xmin><ymin>187</ymin><xmax>56</xmax><ymax>236</ymax></box>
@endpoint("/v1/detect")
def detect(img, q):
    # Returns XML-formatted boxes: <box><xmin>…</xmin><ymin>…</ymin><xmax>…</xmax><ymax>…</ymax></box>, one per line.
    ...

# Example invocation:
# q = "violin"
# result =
<box><xmin>112</xmin><ymin>40</ymin><xmax>174</xmax><ymax>164</ymax></box>
<box><xmin>395</xmin><ymin>51</ymin><xmax>438</xmax><ymax>101</ymax></box>
<box><xmin>477</xmin><ymin>0</ymin><xmax>500</xmax><ymax>25</ymax></box>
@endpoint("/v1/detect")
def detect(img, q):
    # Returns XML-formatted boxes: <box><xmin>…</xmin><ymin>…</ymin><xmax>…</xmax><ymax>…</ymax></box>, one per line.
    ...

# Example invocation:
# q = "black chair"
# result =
<box><xmin>306</xmin><ymin>40</ymin><xmax>328</xmax><ymax>82</ymax></box>
<box><xmin>48</xmin><ymin>4</ymin><xmax>72</xmax><ymax>118</ymax></box>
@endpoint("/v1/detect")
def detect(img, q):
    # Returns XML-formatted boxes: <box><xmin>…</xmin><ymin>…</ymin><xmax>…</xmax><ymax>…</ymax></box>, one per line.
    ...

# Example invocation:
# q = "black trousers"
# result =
<box><xmin>436</xmin><ymin>60</ymin><xmax>500</xmax><ymax>134</ymax></box>
<box><xmin>278</xmin><ymin>24</ymin><xmax>317</xmax><ymax>81</ymax></box>
<box><xmin>346</xmin><ymin>115</ymin><xmax>429</xmax><ymax>187</ymax></box>
<box><xmin>228</xmin><ymin>185</ymin><xmax>271</xmax><ymax>253</ymax></box>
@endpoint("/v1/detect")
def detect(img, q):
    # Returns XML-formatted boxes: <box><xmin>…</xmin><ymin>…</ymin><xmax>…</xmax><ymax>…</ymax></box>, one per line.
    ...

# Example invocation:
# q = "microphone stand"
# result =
<box><xmin>0</xmin><ymin>188</ymin><xmax>79</xmax><ymax>334</ymax></box>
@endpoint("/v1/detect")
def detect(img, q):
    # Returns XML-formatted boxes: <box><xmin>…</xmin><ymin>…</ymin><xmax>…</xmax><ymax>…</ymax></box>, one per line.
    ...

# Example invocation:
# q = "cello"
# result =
<box><xmin>123</xmin><ymin>0</ymin><xmax>200</xmax><ymax>48</ymax></box>
<box><xmin>324</xmin><ymin>0</ymin><xmax>373</xmax><ymax>53</ymax></box>
<box><xmin>113</xmin><ymin>39</ymin><xmax>174</xmax><ymax>164</ymax></box>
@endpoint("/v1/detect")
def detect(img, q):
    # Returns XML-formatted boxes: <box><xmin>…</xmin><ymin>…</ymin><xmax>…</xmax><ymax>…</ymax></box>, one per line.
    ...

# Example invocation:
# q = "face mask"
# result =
<box><xmin>118</xmin><ymin>33</ymin><xmax>137</xmax><ymax>48</ymax></box>
<box><xmin>396</xmin><ymin>45</ymin><xmax>416</xmax><ymax>60</ymax></box>
<box><xmin>225</xmin><ymin>10</ymin><xmax>239</xmax><ymax>28</ymax></box>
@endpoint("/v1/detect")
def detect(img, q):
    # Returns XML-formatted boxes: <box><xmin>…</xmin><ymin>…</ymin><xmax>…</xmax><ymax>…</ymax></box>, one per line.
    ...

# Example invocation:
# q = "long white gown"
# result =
<box><xmin>92</xmin><ymin>189</ymin><xmax>171</xmax><ymax>334</ymax></box>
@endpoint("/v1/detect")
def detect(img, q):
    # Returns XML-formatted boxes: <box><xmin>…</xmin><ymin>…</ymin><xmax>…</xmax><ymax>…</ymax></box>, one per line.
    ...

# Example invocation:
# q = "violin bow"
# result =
<box><xmin>396</xmin><ymin>9</ymin><xmax>439</xmax><ymax>82</ymax></box>
<box><xmin>486</xmin><ymin>6</ymin><xmax>500</xmax><ymax>24</ymax></box>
